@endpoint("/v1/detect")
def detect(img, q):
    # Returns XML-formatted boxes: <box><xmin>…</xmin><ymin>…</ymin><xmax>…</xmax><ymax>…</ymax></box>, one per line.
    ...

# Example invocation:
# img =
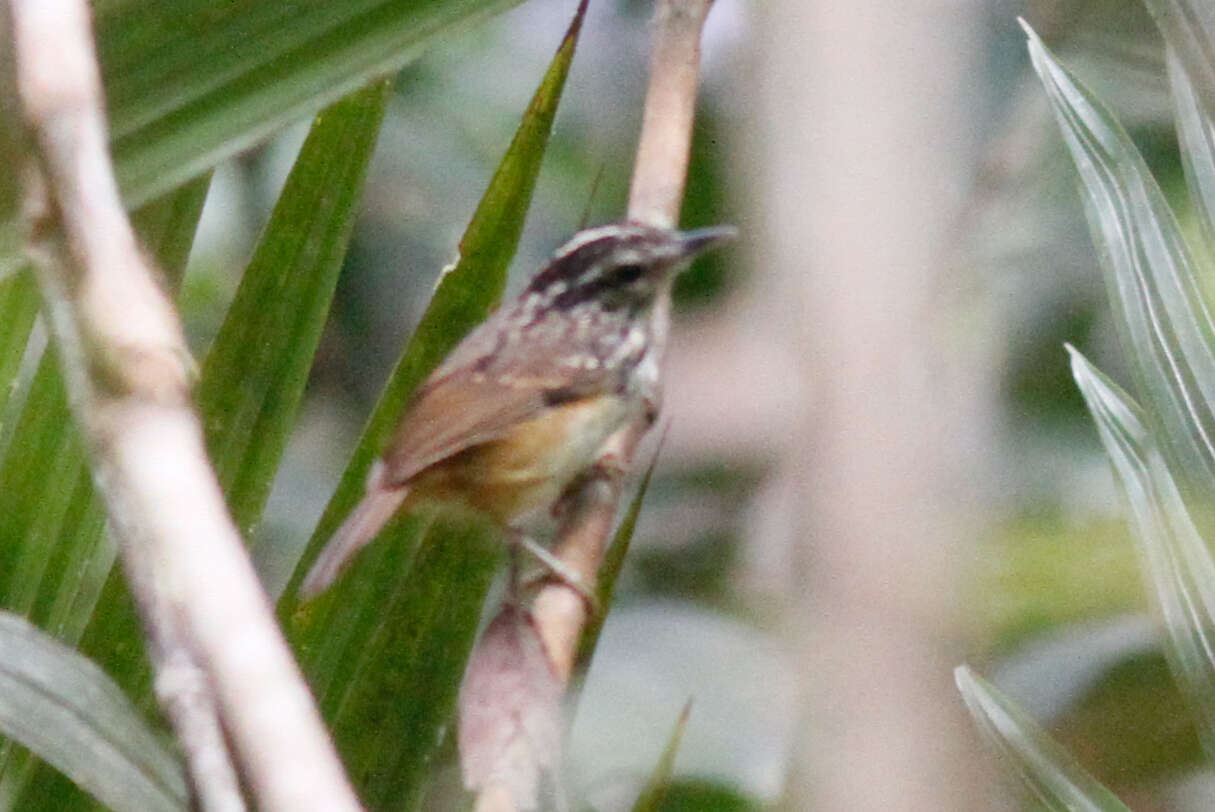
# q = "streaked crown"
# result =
<box><xmin>525</xmin><ymin>222</ymin><xmax>736</xmax><ymax>312</ymax></box>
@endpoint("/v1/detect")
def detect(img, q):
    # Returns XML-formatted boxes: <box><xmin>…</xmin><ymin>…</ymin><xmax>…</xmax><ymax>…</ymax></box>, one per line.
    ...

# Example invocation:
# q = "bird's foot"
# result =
<box><xmin>509</xmin><ymin>533</ymin><xmax>600</xmax><ymax>616</ymax></box>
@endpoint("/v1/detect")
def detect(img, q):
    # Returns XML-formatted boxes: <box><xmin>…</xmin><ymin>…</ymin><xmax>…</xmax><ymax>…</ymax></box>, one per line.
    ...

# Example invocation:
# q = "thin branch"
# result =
<box><xmin>531</xmin><ymin>428</ymin><xmax>644</xmax><ymax>683</ymax></box>
<box><xmin>152</xmin><ymin>643</ymin><xmax>245</xmax><ymax>812</ymax></box>
<box><xmin>626</xmin><ymin>0</ymin><xmax>714</xmax><ymax>229</ymax></box>
<box><xmin>9</xmin><ymin>1</ymin><xmax>361</xmax><ymax>809</ymax></box>
<box><xmin>465</xmin><ymin>5</ymin><xmax>715</xmax><ymax>808</ymax></box>
<box><xmin>533</xmin><ymin>0</ymin><xmax>715</xmax><ymax>689</ymax></box>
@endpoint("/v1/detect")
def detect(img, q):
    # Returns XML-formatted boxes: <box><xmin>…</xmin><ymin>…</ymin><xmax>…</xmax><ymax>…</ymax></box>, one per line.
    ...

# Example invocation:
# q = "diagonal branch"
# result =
<box><xmin>8</xmin><ymin>1</ymin><xmax>361</xmax><ymax>809</ymax></box>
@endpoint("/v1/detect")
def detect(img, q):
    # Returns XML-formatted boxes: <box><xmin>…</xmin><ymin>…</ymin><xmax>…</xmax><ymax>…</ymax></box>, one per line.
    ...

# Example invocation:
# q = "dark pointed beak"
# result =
<box><xmin>677</xmin><ymin>225</ymin><xmax>738</xmax><ymax>258</ymax></box>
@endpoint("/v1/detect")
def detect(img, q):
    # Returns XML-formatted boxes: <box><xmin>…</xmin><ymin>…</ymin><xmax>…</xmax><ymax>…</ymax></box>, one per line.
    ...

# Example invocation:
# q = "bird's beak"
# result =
<box><xmin>677</xmin><ymin>225</ymin><xmax>738</xmax><ymax>258</ymax></box>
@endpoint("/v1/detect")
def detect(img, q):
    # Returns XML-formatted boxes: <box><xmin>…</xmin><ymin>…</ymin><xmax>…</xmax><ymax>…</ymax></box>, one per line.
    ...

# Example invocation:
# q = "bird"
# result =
<box><xmin>299</xmin><ymin>221</ymin><xmax>736</xmax><ymax>600</ymax></box>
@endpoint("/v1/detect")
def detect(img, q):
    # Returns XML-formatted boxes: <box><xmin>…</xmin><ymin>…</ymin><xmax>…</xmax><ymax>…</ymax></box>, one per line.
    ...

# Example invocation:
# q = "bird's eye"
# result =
<box><xmin>614</xmin><ymin>264</ymin><xmax>645</xmax><ymax>284</ymax></box>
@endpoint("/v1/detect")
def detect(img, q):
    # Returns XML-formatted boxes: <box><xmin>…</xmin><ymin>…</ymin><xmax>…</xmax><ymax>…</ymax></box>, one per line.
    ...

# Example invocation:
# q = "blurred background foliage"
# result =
<box><xmin>10</xmin><ymin>0</ymin><xmax>1215</xmax><ymax>808</ymax></box>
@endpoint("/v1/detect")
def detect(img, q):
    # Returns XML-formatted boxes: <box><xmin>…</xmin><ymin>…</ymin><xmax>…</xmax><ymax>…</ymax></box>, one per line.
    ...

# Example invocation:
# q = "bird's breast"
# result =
<box><xmin>412</xmin><ymin>393</ymin><xmax>636</xmax><ymax>522</ymax></box>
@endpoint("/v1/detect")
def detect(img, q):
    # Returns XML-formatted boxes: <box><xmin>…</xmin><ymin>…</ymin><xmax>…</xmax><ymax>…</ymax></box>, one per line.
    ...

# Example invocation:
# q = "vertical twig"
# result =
<box><xmin>8</xmin><ymin>1</ymin><xmax>362</xmax><ymax>809</ymax></box>
<box><xmin>532</xmin><ymin>0</ymin><xmax>715</xmax><ymax>706</ymax></box>
<box><xmin>626</xmin><ymin>0</ymin><xmax>713</xmax><ymax>229</ymax></box>
<box><xmin>531</xmin><ymin>426</ymin><xmax>646</xmax><ymax>683</ymax></box>
<box><xmin>151</xmin><ymin>644</ymin><xmax>244</xmax><ymax>812</ymax></box>
<box><xmin>464</xmin><ymin>4</ymin><xmax>716</xmax><ymax>810</ymax></box>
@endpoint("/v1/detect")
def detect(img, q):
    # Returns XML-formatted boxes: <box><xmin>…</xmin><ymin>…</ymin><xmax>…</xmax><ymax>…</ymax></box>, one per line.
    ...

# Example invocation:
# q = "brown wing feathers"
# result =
<box><xmin>300</xmin><ymin>303</ymin><xmax>631</xmax><ymax>598</ymax></box>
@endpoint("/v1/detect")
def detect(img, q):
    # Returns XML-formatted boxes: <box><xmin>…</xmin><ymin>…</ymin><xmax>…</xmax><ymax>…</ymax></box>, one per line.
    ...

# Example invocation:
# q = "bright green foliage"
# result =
<box><xmin>644</xmin><ymin>781</ymin><xmax>757</xmax><ymax>812</ymax></box>
<box><xmin>200</xmin><ymin>82</ymin><xmax>392</xmax><ymax>542</ymax></box>
<box><xmin>0</xmin><ymin>2</ymin><xmax>21</xmax><ymax>280</ymax></box>
<box><xmin>0</xmin><ymin>0</ymin><xmax>621</xmax><ymax>806</ymax></box>
<box><xmin>0</xmin><ymin>273</ymin><xmax>38</xmax><ymax>440</ymax></box>
<box><xmin>323</xmin><ymin>514</ymin><xmax>499</xmax><ymax>808</ymax></box>
<box><xmin>11</xmin><ymin>85</ymin><xmax>390</xmax><ymax>810</ymax></box>
<box><xmin>94</xmin><ymin>0</ymin><xmax>528</xmax><ymax>207</ymax></box>
<box><xmin>129</xmin><ymin>177</ymin><xmax>216</xmax><ymax>281</ymax></box>
<box><xmin>280</xmin><ymin>1</ymin><xmax>587</xmax><ymax>606</ymax></box>
<box><xmin>0</xmin><ymin>176</ymin><xmax>209</xmax><ymax>631</ymax></box>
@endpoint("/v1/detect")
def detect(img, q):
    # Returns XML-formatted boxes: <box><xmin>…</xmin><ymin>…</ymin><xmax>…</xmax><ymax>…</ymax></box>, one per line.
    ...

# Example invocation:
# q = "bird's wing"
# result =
<box><xmin>300</xmin><ymin>313</ymin><xmax>622</xmax><ymax>599</ymax></box>
<box><xmin>379</xmin><ymin>313</ymin><xmax>632</xmax><ymax>484</ymax></box>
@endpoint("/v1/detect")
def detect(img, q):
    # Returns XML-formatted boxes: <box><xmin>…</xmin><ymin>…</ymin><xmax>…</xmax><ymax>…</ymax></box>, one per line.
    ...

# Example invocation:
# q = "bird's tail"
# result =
<box><xmin>299</xmin><ymin>487</ymin><xmax>408</xmax><ymax>600</ymax></box>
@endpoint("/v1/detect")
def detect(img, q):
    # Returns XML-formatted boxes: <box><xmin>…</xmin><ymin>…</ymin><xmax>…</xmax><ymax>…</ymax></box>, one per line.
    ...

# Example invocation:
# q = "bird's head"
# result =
<box><xmin>527</xmin><ymin>222</ymin><xmax>737</xmax><ymax>313</ymax></box>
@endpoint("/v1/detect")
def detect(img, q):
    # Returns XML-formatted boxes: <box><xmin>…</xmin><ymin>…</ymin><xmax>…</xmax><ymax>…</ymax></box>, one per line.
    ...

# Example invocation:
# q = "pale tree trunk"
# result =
<box><xmin>749</xmin><ymin>1</ymin><xmax>1004</xmax><ymax>808</ymax></box>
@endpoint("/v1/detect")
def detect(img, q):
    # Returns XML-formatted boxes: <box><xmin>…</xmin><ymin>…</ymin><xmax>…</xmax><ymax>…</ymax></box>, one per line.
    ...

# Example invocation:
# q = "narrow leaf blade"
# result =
<box><xmin>0</xmin><ymin>271</ymin><xmax>40</xmax><ymax>447</ymax></box>
<box><xmin>956</xmin><ymin>665</ymin><xmax>1130</xmax><ymax>811</ymax></box>
<box><xmin>0</xmin><ymin>174</ymin><xmax>210</xmax><ymax>654</ymax></box>
<box><xmin>1026</xmin><ymin>23</ymin><xmax>1215</xmax><ymax>503</ymax></box>
<box><xmin>97</xmin><ymin>0</ymin><xmax>527</xmax><ymax>208</ymax></box>
<box><xmin>14</xmin><ymin>81</ymin><xmax>387</xmax><ymax>809</ymax></box>
<box><xmin>1</xmin><ymin>170</ymin><xmax>211</xmax><ymax>640</ymax></box>
<box><xmin>130</xmin><ymin>174</ymin><xmax>215</xmax><ymax>279</ymax></box>
<box><xmin>1070</xmin><ymin>346</ymin><xmax>1215</xmax><ymax>757</ymax></box>
<box><xmin>0</xmin><ymin>611</ymin><xmax>187</xmax><ymax>812</ymax></box>
<box><xmin>1142</xmin><ymin>0</ymin><xmax>1215</xmax><ymax>128</ymax></box>
<box><xmin>0</xmin><ymin>2</ymin><xmax>21</xmax><ymax>283</ymax></box>
<box><xmin>0</xmin><ymin>174</ymin><xmax>210</xmax><ymax>638</ymax></box>
<box><xmin>575</xmin><ymin>439</ymin><xmax>664</xmax><ymax>676</ymax></box>
<box><xmin>201</xmin><ymin>80</ymin><xmax>391</xmax><ymax>540</ymax></box>
<box><xmin>328</xmin><ymin>514</ymin><xmax>499</xmax><ymax>808</ymax></box>
<box><xmin>632</xmin><ymin>700</ymin><xmax>693</xmax><ymax>812</ymax></box>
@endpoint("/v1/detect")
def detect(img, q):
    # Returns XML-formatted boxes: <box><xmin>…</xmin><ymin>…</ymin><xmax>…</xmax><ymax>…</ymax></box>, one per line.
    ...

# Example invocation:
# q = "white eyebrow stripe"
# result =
<box><xmin>550</xmin><ymin>224</ymin><xmax>649</xmax><ymax>261</ymax></box>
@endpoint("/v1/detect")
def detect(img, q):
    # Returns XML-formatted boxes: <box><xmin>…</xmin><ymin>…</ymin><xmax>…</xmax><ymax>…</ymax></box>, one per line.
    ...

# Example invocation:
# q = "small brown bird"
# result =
<box><xmin>300</xmin><ymin>222</ymin><xmax>735</xmax><ymax>599</ymax></box>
